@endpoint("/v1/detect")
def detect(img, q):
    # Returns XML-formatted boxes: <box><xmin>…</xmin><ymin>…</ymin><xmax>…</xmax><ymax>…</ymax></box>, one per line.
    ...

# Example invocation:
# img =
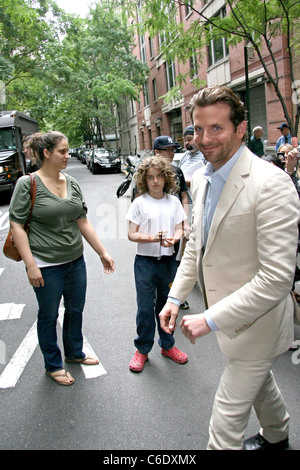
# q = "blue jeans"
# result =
<box><xmin>34</xmin><ymin>255</ymin><xmax>87</xmax><ymax>372</ymax></box>
<box><xmin>134</xmin><ymin>254</ymin><xmax>177</xmax><ymax>354</ymax></box>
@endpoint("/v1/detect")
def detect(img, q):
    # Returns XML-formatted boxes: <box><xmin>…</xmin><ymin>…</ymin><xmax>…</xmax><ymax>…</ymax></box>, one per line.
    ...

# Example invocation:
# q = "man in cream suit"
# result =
<box><xmin>159</xmin><ymin>86</ymin><xmax>300</xmax><ymax>450</ymax></box>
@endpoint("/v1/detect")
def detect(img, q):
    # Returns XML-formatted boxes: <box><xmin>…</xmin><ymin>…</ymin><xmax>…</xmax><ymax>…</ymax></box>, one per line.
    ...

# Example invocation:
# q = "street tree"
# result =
<box><xmin>0</xmin><ymin>0</ymin><xmax>148</xmax><ymax>147</ymax></box>
<box><xmin>122</xmin><ymin>0</ymin><xmax>300</xmax><ymax>136</ymax></box>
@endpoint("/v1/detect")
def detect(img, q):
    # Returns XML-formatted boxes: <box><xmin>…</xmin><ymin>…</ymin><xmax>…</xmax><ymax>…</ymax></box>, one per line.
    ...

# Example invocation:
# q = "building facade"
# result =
<box><xmin>118</xmin><ymin>0</ymin><xmax>296</xmax><ymax>155</ymax></box>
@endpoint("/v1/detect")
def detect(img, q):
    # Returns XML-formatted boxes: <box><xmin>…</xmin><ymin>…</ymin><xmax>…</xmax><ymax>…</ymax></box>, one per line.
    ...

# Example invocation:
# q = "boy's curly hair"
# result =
<box><xmin>135</xmin><ymin>155</ymin><xmax>177</xmax><ymax>195</ymax></box>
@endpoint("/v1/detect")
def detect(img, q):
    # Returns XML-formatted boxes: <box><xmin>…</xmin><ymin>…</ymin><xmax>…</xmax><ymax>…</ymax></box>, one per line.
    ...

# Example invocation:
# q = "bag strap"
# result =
<box><xmin>24</xmin><ymin>173</ymin><xmax>37</xmax><ymax>229</ymax></box>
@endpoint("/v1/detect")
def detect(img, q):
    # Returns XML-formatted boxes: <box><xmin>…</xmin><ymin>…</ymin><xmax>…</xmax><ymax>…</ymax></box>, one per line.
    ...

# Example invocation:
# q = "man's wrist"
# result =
<box><xmin>168</xmin><ymin>297</ymin><xmax>181</xmax><ymax>306</ymax></box>
<box><xmin>204</xmin><ymin>311</ymin><xmax>219</xmax><ymax>331</ymax></box>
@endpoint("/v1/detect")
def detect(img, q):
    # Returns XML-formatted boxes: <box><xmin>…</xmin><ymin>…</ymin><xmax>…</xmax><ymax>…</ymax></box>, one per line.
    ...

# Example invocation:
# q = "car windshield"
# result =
<box><xmin>0</xmin><ymin>129</ymin><xmax>16</xmax><ymax>151</ymax></box>
<box><xmin>95</xmin><ymin>149</ymin><xmax>116</xmax><ymax>157</ymax></box>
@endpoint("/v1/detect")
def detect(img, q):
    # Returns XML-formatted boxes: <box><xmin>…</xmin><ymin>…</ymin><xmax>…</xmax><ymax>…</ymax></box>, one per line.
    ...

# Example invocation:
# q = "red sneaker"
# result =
<box><xmin>161</xmin><ymin>346</ymin><xmax>188</xmax><ymax>364</ymax></box>
<box><xmin>129</xmin><ymin>350</ymin><xmax>148</xmax><ymax>372</ymax></box>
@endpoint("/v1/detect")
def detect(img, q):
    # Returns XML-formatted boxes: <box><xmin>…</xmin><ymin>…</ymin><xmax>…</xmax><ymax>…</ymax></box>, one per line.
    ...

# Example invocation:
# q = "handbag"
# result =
<box><xmin>3</xmin><ymin>173</ymin><xmax>37</xmax><ymax>262</ymax></box>
<box><xmin>291</xmin><ymin>291</ymin><xmax>300</xmax><ymax>325</ymax></box>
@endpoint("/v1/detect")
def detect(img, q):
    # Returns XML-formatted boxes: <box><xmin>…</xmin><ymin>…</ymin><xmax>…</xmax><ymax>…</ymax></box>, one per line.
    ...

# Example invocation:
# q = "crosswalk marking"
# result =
<box><xmin>0</xmin><ymin>302</ymin><xmax>107</xmax><ymax>388</ymax></box>
<box><xmin>0</xmin><ymin>303</ymin><xmax>25</xmax><ymax>321</ymax></box>
<box><xmin>58</xmin><ymin>305</ymin><xmax>107</xmax><ymax>379</ymax></box>
<box><xmin>0</xmin><ymin>320</ymin><xmax>38</xmax><ymax>389</ymax></box>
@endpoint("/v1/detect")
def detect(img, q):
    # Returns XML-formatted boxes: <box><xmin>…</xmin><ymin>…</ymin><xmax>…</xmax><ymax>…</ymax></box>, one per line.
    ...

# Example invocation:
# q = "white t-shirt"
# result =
<box><xmin>127</xmin><ymin>193</ymin><xmax>186</xmax><ymax>257</ymax></box>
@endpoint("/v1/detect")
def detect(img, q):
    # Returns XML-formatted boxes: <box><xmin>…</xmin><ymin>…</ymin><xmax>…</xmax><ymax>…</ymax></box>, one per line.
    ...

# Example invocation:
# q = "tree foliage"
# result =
<box><xmin>121</xmin><ymin>0</ymin><xmax>300</xmax><ymax>135</ymax></box>
<box><xmin>0</xmin><ymin>0</ymin><xmax>148</xmax><ymax>145</ymax></box>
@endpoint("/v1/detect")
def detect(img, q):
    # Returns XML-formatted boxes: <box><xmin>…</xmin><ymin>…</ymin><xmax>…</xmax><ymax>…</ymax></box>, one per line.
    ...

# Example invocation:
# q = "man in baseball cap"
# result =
<box><xmin>179</xmin><ymin>125</ymin><xmax>206</xmax><ymax>177</ymax></box>
<box><xmin>153</xmin><ymin>135</ymin><xmax>180</xmax><ymax>151</ymax></box>
<box><xmin>154</xmin><ymin>135</ymin><xmax>190</xmax><ymax>310</ymax></box>
<box><xmin>153</xmin><ymin>136</ymin><xmax>187</xmax><ymax>208</ymax></box>
<box><xmin>275</xmin><ymin>123</ymin><xmax>291</xmax><ymax>151</ymax></box>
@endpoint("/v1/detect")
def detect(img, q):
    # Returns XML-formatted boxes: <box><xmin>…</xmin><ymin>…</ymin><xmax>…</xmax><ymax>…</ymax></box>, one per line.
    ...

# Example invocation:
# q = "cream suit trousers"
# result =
<box><xmin>207</xmin><ymin>357</ymin><xmax>290</xmax><ymax>450</ymax></box>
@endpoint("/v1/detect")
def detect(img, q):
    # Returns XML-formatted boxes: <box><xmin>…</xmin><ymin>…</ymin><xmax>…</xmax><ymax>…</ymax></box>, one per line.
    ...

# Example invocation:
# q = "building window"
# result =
<box><xmin>190</xmin><ymin>52</ymin><xmax>198</xmax><ymax>78</ymax></box>
<box><xmin>143</xmin><ymin>81</ymin><xmax>149</xmax><ymax>107</ymax></box>
<box><xmin>208</xmin><ymin>7</ymin><xmax>229</xmax><ymax>67</ymax></box>
<box><xmin>139</xmin><ymin>35</ymin><xmax>147</xmax><ymax>63</ymax></box>
<box><xmin>185</xmin><ymin>0</ymin><xmax>193</xmax><ymax>17</ymax></box>
<box><xmin>152</xmin><ymin>78</ymin><xmax>158</xmax><ymax>102</ymax></box>
<box><xmin>149</xmin><ymin>37</ymin><xmax>154</xmax><ymax>59</ymax></box>
<box><xmin>130</xmin><ymin>99</ymin><xmax>136</xmax><ymax>117</ymax></box>
<box><xmin>165</xmin><ymin>60</ymin><xmax>176</xmax><ymax>91</ymax></box>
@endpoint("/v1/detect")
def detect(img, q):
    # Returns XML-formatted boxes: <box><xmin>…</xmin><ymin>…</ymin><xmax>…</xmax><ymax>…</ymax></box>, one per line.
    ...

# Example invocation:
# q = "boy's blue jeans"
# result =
<box><xmin>33</xmin><ymin>255</ymin><xmax>87</xmax><ymax>372</ymax></box>
<box><xmin>134</xmin><ymin>254</ymin><xmax>177</xmax><ymax>354</ymax></box>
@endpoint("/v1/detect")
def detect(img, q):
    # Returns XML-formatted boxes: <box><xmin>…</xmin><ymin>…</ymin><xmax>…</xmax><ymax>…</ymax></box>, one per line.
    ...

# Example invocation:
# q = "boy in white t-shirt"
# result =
<box><xmin>127</xmin><ymin>156</ymin><xmax>188</xmax><ymax>372</ymax></box>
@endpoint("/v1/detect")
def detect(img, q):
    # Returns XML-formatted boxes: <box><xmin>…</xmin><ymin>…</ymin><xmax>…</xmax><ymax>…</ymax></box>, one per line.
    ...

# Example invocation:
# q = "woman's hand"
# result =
<box><xmin>100</xmin><ymin>252</ymin><xmax>115</xmax><ymax>274</ymax></box>
<box><xmin>27</xmin><ymin>265</ymin><xmax>45</xmax><ymax>288</ymax></box>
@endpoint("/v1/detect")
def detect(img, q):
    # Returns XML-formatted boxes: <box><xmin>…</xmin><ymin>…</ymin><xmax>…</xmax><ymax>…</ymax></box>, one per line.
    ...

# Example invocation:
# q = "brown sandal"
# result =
<box><xmin>65</xmin><ymin>354</ymin><xmax>99</xmax><ymax>365</ymax></box>
<box><xmin>46</xmin><ymin>369</ymin><xmax>74</xmax><ymax>386</ymax></box>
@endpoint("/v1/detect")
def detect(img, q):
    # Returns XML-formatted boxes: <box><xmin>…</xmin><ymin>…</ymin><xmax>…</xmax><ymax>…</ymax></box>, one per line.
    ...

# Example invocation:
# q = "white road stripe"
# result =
<box><xmin>0</xmin><ymin>303</ymin><xmax>25</xmax><ymax>321</ymax></box>
<box><xmin>58</xmin><ymin>304</ymin><xmax>107</xmax><ymax>379</ymax></box>
<box><xmin>0</xmin><ymin>320</ymin><xmax>38</xmax><ymax>389</ymax></box>
<box><xmin>0</xmin><ymin>306</ymin><xmax>106</xmax><ymax>388</ymax></box>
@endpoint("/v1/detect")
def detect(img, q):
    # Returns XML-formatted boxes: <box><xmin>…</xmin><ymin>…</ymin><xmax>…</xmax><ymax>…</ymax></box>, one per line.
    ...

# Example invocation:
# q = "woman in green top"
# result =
<box><xmin>9</xmin><ymin>131</ymin><xmax>115</xmax><ymax>386</ymax></box>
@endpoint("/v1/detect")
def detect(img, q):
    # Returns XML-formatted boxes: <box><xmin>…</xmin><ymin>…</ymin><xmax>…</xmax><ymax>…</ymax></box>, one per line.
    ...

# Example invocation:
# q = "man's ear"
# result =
<box><xmin>237</xmin><ymin>120</ymin><xmax>247</xmax><ymax>139</ymax></box>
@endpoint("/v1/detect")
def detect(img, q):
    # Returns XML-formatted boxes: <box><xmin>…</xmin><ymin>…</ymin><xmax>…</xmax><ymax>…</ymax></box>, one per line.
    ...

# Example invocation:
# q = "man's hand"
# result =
<box><xmin>159</xmin><ymin>302</ymin><xmax>179</xmax><ymax>334</ymax></box>
<box><xmin>180</xmin><ymin>313</ymin><xmax>211</xmax><ymax>344</ymax></box>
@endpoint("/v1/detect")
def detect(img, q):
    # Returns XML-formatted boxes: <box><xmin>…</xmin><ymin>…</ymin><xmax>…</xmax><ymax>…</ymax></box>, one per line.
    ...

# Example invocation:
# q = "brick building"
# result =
<box><xmin>118</xmin><ymin>0</ymin><xmax>297</xmax><ymax>155</ymax></box>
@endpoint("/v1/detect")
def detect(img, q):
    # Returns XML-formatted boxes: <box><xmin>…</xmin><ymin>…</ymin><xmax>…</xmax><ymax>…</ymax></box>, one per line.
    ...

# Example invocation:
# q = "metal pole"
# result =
<box><xmin>244</xmin><ymin>46</ymin><xmax>251</xmax><ymax>141</ymax></box>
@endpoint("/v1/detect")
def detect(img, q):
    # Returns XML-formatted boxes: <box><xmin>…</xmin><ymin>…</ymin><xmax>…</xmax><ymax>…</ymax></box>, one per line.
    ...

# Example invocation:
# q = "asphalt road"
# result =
<box><xmin>0</xmin><ymin>157</ymin><xmax>299</xmax><ymax>454</ymax></box>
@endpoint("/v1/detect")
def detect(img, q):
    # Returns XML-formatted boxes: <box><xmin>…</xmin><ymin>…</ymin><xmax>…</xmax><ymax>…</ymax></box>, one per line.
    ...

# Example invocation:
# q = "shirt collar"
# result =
<box><xmin>204</xmin><ymin>145</ymin><xmax>244</xmax><ymax>182</ymax></box>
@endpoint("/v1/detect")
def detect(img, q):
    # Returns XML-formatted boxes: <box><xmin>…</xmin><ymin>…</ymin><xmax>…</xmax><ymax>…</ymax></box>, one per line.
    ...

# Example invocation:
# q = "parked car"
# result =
<box><xmin>69</xmin><ymin>148</ymin><xmax>79</xmax><ymax>158</ymax></box>
<box><xmin>89</xmin><ymin>148</ymin><xmax>121</xmax><ymax>174</ymax></box>
<box><xmin>78</xmin><ymin>148</ymin><xmax>91</xmax><ymax>164</ymax></box>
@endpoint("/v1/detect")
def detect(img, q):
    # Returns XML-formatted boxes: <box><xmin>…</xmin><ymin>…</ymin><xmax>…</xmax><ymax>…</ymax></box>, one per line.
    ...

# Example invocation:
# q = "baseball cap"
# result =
<box><xmin>153</xmin><ymin>136</ymin><xmax>179</xmax><ymax>150</ymax></box>
<box><xmin>277</xmin><ymin>123</ymin><xmax>289</xmax><ymax>130</ymax></box>
<box><xmin>183</xmin><ymin>125</ymin><xmax>194</xmax><ymax>136</ymax></box>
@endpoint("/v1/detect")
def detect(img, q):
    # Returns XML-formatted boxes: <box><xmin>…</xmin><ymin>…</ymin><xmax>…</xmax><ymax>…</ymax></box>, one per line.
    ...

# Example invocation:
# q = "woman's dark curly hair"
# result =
<box><xmin>135</xmin><ymin>155</ymin><xmax>177</xmax><ymax>195</ymax></box>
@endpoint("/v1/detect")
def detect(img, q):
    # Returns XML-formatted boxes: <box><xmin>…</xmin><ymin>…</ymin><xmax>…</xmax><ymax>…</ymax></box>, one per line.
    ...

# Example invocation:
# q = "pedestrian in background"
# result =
<box><xmin>248</xmin><ymin>126</ymin><xmax>264</xmax><ymax>157</ymax></box>
<box><xmin>160</xmin><ymin>86</ymin><xmax>300</xmax><ymax>450</ymax></box>
<box><xmin>178</xmin><ymin>124</ymin><xmax>206</xmax><ymax>225</ymax></box>
<box><xmin>153</xmin><ymin>135</ymin><xmax>191</xmax><ymax>309</ymax></box>
<box><xmin>23</xmin><ymin>133</ymin><xmax>41</xmax><ymax>172</ymax></box>
<box><xmin>127</xmin><ymin>156</ymin><xmax>188</xmax><ymax>372</ymax></box>
<box><xmin>9</xmin><ymin>131</ymin><xmax>115</xmax><ymax>386</ymax></box>
<box><xmin>153</xmin><ymin>136</ymin><xmax>189</xmax><ymax>218</ymax></box>
<box><xmin>275</xmin><ymin>123</ymin><xmax>292</xmax><ymax>151</ymax></box>
<box><xmin>178</xmin><ymin>125</ymin><xmax>206</xmax><ymax>186</ymax></box>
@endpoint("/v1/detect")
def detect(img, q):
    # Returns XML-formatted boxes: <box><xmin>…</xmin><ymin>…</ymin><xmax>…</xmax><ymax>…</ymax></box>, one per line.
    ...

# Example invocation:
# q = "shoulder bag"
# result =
<box><xmin>3</xmin><ymin>173</ymin><xmax>37</xmax><ymax>262</ymax></box>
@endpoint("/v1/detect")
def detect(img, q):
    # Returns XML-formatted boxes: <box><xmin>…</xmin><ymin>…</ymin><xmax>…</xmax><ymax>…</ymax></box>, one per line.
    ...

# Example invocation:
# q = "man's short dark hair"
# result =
<box><xmin>190</xmin><ymin>86</ymin><xmax>247</xmax><ymax>132</ymax></box>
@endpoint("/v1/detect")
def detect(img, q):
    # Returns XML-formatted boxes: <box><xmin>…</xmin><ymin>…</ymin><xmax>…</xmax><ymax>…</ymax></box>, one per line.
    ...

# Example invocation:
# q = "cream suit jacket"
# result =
<box><xmin>170</xmin><ymin>146</ymin><xmax>300</xmax><ymax>360</ymax></box>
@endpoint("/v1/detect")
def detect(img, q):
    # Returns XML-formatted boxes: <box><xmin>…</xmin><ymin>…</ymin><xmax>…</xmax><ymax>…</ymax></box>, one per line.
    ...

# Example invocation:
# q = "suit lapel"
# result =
<box><xmin>204</xmin><ymin>148</ymin><xmax>251</xmax><ymax>256</ymax></box>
